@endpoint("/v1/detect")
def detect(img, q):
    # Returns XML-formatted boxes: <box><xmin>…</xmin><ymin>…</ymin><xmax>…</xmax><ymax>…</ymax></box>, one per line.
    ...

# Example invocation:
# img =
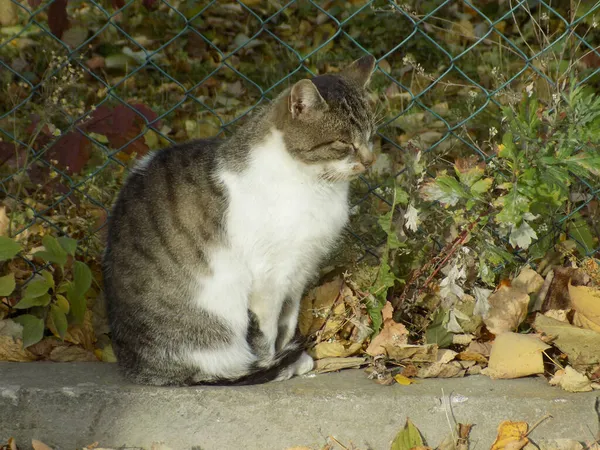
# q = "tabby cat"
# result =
<box><xmin>102</xmin><ymin>55</ymin><xmax>376</xmax><ymax>385</ymax></box>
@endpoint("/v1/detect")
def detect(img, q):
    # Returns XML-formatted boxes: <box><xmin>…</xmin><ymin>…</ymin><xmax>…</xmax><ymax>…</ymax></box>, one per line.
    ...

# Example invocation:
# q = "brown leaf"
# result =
<box><xmin>86</xmin><ymin>56</ymin><xmax>105</xmax><ymax>71</ymax></box>
<box><xmin>386</xmin><ymin>344</ymin><xmax>438</xmax><ymax>363</ymax></box>
<box><xmin>48</xmin><ymin>0</ymin><xmax>69</xmax><ymax>39</ymax></box>
<box><xmin>32</xmin><ymin>440</ymin><xmax>53</xmax><ymax>450</ymax></box>
<box><xmin>457</xmin><ymin>351</ymin><xmax>487</xmax><ymax>364</ymax></box>
<box><xmin>111</xmin><ymin>0</ymin><xmax>124</xmax><ymax>9</ymax></box>
<box><xmin>0</xmin><ymin>335</ymin><xmax>37</xmax><ymax>361</ymax></box>
<box><xmin>483</xmin><ymin>285</ymin><xmax>529</xmax><ymax>335</ymax></box>
<box><xmin>299</xmin><ymin>277</ymin><xmax>342</xmax><ymax>336</ymax></box>
<box><xmin>27</xmin><ymin>337</ymin><xmax>62</xmax><ymax>358</ymax></box>
<box><xmin>365</xmin><ymin>301</ymin><xmax>408</xmax><ymax>356</ymax></box>
<box><xmin>64</xmin><ymin>310</ymin><xmax>96</xmax><ymax>350</ymax></box>
<box><xmin>541</xmin><ymin>267</ymin><xmax>589</xmax><ymax>312</ymax></box>
<box><xmin>49</xmin><ymin>344</ymin><xmax>98</xmax><ymax>362</ymax></box>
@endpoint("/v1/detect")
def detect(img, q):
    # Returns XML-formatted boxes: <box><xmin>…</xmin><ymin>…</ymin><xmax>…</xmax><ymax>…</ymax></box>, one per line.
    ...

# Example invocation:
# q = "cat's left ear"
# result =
<box><xmin>289</xmin><ymin>79</ymin><xmax>328</xmax><ymax>119</ymax></box>
<box><xmin>343</xmin><ymin>55</ymin><xmax>376</xmax><ymax>88</ymax></box>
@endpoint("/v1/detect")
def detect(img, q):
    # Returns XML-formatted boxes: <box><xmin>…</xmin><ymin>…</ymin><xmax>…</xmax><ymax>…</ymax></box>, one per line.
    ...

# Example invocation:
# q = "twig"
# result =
<box><xmin>525</xmin><ymin>413</ymin><xmax>553</xmax><ymax>437</ymax></box>
<box><xmin>329</xmin><ymin>435</ymin><xmax>349</xmax><ymax>450</ymax></box>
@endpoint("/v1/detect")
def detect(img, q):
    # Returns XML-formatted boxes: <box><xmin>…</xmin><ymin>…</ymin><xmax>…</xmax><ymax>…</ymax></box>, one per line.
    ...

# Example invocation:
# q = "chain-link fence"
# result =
<box><xmin>1</xmin><ymin>0</ymin><xmax>599</xmax><ymax>267</ymax></box>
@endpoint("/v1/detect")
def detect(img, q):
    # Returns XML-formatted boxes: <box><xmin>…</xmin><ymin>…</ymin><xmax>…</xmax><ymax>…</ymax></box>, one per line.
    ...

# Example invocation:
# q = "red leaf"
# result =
<box><xmin>112</xmin><ymin>0</ymin><xmax>125</xmax><ymax>9</ymax></box>
<box><xmin>48</xmin><ymin>0</ymin><xmax>70</xmax><ymax>39</ymax></box>
<box><xmin>28</xmin><ymin>0</ymin><xmax>42</xmax><ymax>8</ymax></box>
<box><xmin>46</xmin><ymin>130</ymin><xmax>91</xmax><ymax>174</ymax></box>
<box><xmin>111</xmin><ymin>104</ymin><xmax>137</xmax><ymax>136</ymax></box>
<box><xmin>82</xmin><ymin>105</ymin><xmax>114</xmax><ymax>135</ymax></box>
<box><xmin>132</xmin><ymin>103</ymin><xmax>159</xmax><ymax>126</ymax></box>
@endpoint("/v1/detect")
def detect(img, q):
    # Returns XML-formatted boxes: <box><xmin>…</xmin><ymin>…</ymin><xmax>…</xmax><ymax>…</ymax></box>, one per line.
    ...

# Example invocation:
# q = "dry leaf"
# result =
<box><xmin>0</xmin><ymin>206</ymin><xmax>9</xmax><ymax>236</ymax></box>
<box><xmin>49</xmin><ymin>344</ymin><xmax>98</xmax><ymax>362</ymax></box>
<box><xmin>568</xmin><ymin>283</ymin><xmax>600</xmax><ymax>332</ymax></box>
<box><xmin>541</xmin><ymin>267</ymin><xmax>589</xmax><ymax>312</ymax></box>
<box><xmin>365</xmin><ymin>301</ymin><xmax>408</xmax><ymax>356</ymax></box>
<box><xmin>387</xmin><ymin>344</ymin><xmax>438</xmax><ymax>363</ymax></box>
<box><xmin>309</xmin><ymin>341</ymin><xmax>362</xmax><ymax>359</ymax></box>
<box><xmin>512</xmin><ymin>267</ymin><xmax>544</xmax><ymax>295</ymax></box>
<box><xmin>533</xmin><ymin>315</ymin><xmax>600</xmax><ymax>368</ymax></box>
<box><xmin>482</xmin><ymin>332</ymin><xmax>550</xmax><ymax>379</ymax></box>
<box><xmin>0</xmin><ymin>335</ymin><xmax>37</xmax><ymax>362</ymax></box>
<box><xmin>32</xmin><ymin>440</ymin><xmax>53</xmax><ymax>450</ymax></box>
<box><xmin>549</xmin><ymin>366</ymin><xmax>593</xmax><ymax>392</ymax></box>
<box><xmin>417</xmin><ymin>361</ymin><xmax>465</xmax><ymax>378</ymax></box>
<box><xmin>491</xmin><ymin>421</ymin><xmax>529</xmax><ymax>450</ymax></box>
<box><xmin>484</xmin><ymin>286</ymin><xmax>530</xmax><ymax>335</ymax></box>
<box><xmin>457</xmin><ymin>351</ymin><xmax>488</xmax><ymax>364</ymax></box>
<box><xmin>394</xmin><ymin>374</ymin><xmax>415</xmax><ymax>385</ymax></box>
<box><xmin>466</xmin><ymin>341</ymin><xmax>492</xmax><ymax>357</ymax></box>
<box><xmin>299</xmin><ymin>277</ymin><xmax>342</xmax><ymax>336</ymax></box>
<box><xmin>544</xmin><ymin>309</ymin><xmax>570</xmax><ymax>323</ymax></box>
<box><xmin>314</xmin><ymin>356</ymin><xmax>367</xmax><ymax>373</ymax></box>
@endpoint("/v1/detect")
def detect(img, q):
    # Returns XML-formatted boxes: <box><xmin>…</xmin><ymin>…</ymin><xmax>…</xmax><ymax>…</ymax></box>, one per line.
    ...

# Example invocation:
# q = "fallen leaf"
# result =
<box><xmin>483</xmin><ymin>285</ymin><xmax>530</xmax><ymax>335</ymax></box>
<box><xmin>32</xmin><ymin>440</ymin><xmax>53</xmax><ymax>450</ymax></box>
<box><xmin>417</xmin><ymin>361</ymin><xmax>465</xmax><ymax>378</ymax></box>
<box><xmin>437</xmin><ymin>424</ymin><xmax>473</xmax><ymax>450</ymax></box>
<box><xmin>394</xmin><ymin>374</ymin><xmax>415</xmax><ymax>385</ymax></box>
<box><xmin>491</xmin><ymin>421</ymin><xmax>529</xmax><ymax>450</ymax></box>
<box><xmin>387</xmin><ymin>344</ymin><xmax>438</xmax><ymax>364</ymax></box>
<box><xmin>457</xmin><ymin>351</ymin><xmax>488</xmax><ymax>364</ymax></box>
<box><xmin>366</xmin><ymin>301</ymin><xmax>408</xmax><ymax>356</ymax></box>
<box><xmin>533</xmin><ymin>314</ymin><xmax>600</xmax><ymax>368</ymax></box>
<box><xmin>309</xmin><ymin>341</ymin><xmax>362</xmax><ymax>359</ymax></box>
<box><xmin>299</xmin><ymin>277</ymin><xmax>342</xmax><ymax>336</ymax></box>
<box><xmin>0</xmin><ymin>0</ymin><xmax>19</xmax><ymax>26</ymax></box>
<box><xmin>466</xmin><ymin>341</ymin><xmax>492</xmax><ymax>357</ymax></box>
<box><xmin>0</xmin><ymin>206</ymin><xmax>9</xmax><ymax>236</ymax></box>
<box><xmin>543</xmin><ymin>309</ymin><xmax>570</xmax><ymax>323</ymax></box>
<box><xmin>568</xmin><ymin>282</ymin><xmax>600</xmax><ymax>332</ymax></box>
<box><xmin>549</xmin><ymin>366</ymin><xmax>593</xmax><ymax>392</ymax></box>
<box><xmin>512</xmin><ymin>267</ymin><xmax>545</xmax><ymax>295</ymax></box>
<box><xmin>0</xmin><ymin>335</ymin><xmax>37</xmax><ymax>361</ymax></box>
<box><xmin>49</xmin><ymin>344</ymin><xmax>98</xmax><ymax>362</ymax></box>
<box><xmin>390</xmin><ymin>418</ymin><xmax>426</xmax><ymax>450</ymax></box>
<box><xmin>541</xmin><ymin>267</ymin><xmax>589</xmax><ymax>312</ymax></box>
<box><xmin>482</xmin><ymin>332</ymin><xmax>550</xmax><ymax>379</ymax></box>
<box><xmin>314</xmin><ymin>356</ymin><xmax>367</xmax><ymax>373</ymax></box>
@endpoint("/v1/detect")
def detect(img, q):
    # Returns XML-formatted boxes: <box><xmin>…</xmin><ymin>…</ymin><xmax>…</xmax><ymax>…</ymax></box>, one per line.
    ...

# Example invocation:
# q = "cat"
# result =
<box><xmin>102</xmin><ymin>55</ymin><xmax>376</xmax><ymax>386</ymax></box>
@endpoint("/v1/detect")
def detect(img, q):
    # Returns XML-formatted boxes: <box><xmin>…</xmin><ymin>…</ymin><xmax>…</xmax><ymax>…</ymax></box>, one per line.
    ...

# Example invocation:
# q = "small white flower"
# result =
<box><xmin>404</xmin><ymin>204</ymin><xmax>420</xmax><ymax>232</ymax></box>
<box><xmin>541</xmin><ymin>12</ymin><xmax>549</xmax><ymax>21</ymax></box>
<box><xmin>525</xmin><ymin>82</ymin><xmax>534</xmax><ymax>97</ymax></box>
<box><xmin>489</xmin><ymin>126</ymin><xmax>498</xmax><ymax>138</ymax></box>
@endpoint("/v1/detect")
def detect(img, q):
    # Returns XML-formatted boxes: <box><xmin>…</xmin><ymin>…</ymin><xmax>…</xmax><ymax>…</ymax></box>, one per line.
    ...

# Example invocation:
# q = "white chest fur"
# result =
<box><xmin>220</xmin><ymin>130</ymin><xmax>349</xmax><ymax>291</ymax></box>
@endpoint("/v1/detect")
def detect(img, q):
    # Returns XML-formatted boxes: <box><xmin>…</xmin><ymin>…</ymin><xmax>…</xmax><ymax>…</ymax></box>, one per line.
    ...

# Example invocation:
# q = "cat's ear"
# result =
<box><xmin>289</xmin><ymin>79</ymin><xmax>328</xmax><ymax>119</ymax></box>
<box><xmin>342</xmin><ymin>55</ymin><xmax>376</xmax><ymax>88</ymax></box>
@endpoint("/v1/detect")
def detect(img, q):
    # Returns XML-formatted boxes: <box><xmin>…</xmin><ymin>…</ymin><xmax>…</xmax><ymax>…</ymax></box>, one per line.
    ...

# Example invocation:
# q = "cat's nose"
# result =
<box><xmin>358</xmin><ymin>147</ymin><xmax>375</xmax><ymax>168</ymax></box>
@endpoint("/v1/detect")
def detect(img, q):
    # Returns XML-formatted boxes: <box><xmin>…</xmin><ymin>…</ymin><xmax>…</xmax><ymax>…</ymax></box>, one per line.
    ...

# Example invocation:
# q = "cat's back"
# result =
<box><xmin>104</xmin><ymin>137</ymin><xmax>227</xmax><ymax>287</ymax></box>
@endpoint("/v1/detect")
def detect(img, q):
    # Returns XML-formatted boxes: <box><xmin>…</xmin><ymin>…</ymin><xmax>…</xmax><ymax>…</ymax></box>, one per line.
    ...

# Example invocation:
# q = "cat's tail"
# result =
<box><xmin>197</xmin><ymin>336</ymin><xmax>313</xmax><ymax>386</ymax></box>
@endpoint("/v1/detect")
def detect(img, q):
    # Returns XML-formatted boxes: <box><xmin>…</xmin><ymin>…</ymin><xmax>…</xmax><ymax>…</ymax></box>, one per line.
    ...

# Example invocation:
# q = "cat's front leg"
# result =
<box><xmin>275</xmin><ymin>294</ymin><xmax>302</xmax><ymax>352</ymax></box>
<box><xmin>248</xmin><ymin>288</ymin><xmax>285</xmax><ymax>364</ymax></box>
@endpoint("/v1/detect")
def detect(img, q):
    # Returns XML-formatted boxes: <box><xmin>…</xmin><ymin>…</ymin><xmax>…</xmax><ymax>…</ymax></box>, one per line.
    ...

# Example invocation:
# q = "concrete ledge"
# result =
<box><xmin>0</xmin><ymin>362</ymin><xmax>598</xmax><ymax>450</ymax></box>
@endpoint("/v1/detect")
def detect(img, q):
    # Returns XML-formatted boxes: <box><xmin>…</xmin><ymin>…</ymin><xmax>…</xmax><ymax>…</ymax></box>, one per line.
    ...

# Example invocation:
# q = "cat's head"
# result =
<box><xmin>279</xmin><ymin>55</ymin><xmax>377</xmax><ymax>181</ymax></box>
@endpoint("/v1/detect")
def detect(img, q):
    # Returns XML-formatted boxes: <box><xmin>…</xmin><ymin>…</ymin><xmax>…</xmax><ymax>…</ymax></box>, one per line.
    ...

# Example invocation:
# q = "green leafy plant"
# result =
<box><xmin>1</xmin><ymin>235</ymin><xmax>92</xmax><ymax>348</ymax></box>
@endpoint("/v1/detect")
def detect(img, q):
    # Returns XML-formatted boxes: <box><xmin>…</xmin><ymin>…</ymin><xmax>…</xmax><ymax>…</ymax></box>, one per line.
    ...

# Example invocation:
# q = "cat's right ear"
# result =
<box><xmin>289</xmin><ymin>79</ymin><xmax>328</xmax><ymax>119</ymax></box>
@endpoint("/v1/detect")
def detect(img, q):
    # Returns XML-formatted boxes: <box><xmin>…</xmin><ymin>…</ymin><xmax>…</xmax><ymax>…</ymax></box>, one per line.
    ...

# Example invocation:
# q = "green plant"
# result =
<box><xmin>0</xmin><ymin>235</ymin><xmax>92</xmax><ymax>347</ymax></box>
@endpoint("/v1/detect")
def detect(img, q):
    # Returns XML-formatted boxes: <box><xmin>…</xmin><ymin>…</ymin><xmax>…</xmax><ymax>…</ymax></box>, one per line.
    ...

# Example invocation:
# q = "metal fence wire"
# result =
<box><xmin>0</xmin><ymin>0</ymin><xmax>599</xmax><ymax>267</ymax></box>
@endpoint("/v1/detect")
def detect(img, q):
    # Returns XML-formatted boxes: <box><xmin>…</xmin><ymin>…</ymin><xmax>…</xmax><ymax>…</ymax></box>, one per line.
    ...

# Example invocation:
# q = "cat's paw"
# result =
<box><xmin>293</xmin><ymin>351</ymin><xmax>314</xmax><ymax>376</ymax></box>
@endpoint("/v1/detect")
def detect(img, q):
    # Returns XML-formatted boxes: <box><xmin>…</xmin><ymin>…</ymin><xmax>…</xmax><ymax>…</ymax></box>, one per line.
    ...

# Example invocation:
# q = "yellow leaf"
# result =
<box><xmin>0</xmin><ymin>335</ymin><xmax>37</xmax><ymax>362</ymax></box>
<box><xmin>32</xmin><ymin>440</ymin><xmax>53</xmax><ymax>450</ymax></box>
<box><xmin>309</xmin><ymin>341</ymin><xmax>362</xmax><ymax>359</ymax></box>
<box><xmin>483</xmin><ymin>286</ymin><xmax>530</xmax><ymax>335</ymax></box>
<box><xmin>568</xmin><ymin>283</ymin><xmax>600</xmax><ymax>332</ymax></box>
<box><xmin>394</xmin><ymin>374</ymin><xmax>415</xmax><ymax>385</ymax></box>
<box><xmin>482</xmin><ymin>332</ymin><xmax>550</xmax><ymax>379</ymax></box>
<box><xmin>491</xmin><ymin>421</ymin><xmax>528</xmax><ymax>450</ymax></box>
